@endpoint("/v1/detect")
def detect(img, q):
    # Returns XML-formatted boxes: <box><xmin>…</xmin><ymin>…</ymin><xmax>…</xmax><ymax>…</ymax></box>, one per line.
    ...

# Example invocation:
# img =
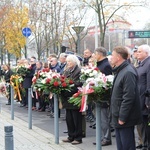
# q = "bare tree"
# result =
<box><xmin>78</xmin><ymin>0</ymin><xmax>147</xmax><ymax>47</ymax></box>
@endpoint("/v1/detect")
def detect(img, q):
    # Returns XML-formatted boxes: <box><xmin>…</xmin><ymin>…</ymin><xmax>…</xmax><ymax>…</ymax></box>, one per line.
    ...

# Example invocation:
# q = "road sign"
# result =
<box><xmin>22</xmin><ymin>27</ymin><xmax>32</xmax><ymax>37</ymax></box>
<box><xmin>128</xmin><ymin>30</ymin><xmax>150</xmax><ymax>38</ymax></box>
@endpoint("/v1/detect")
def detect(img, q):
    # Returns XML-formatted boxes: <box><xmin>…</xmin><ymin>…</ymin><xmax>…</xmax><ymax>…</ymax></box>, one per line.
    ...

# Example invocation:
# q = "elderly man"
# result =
<box><xmin>59</xmin><ymin>53</ymin><xmax>67</xmax><ymax>75</ymax></box>
<box><xmin>136</xmin><ymin>44</ymin><xmax>150</xmax><ymax>150</ymax></box>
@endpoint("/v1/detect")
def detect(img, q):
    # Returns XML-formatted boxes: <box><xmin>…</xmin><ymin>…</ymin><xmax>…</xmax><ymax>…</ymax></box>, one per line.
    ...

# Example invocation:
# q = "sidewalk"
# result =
<box><xmin>0</xmin><ymin>110</ymin><xmax>81</xmax><ymax>150</ymax></box>
<box><xmin>0</xmin><ymin>94</ymin><xmax>139</xmax><ymax>150</ymax></box>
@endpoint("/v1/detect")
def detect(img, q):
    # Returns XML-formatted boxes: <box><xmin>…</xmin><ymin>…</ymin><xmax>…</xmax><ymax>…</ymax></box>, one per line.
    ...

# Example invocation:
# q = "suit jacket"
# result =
<box><xmin>136</xmin><ymin>56</ymin><xmax>150</xmax><ymax>115</ymax></box>
<box><xmin>97</xmin><ymin>58</ymin><xmax>112</xmax><ymax>107</ymax></box>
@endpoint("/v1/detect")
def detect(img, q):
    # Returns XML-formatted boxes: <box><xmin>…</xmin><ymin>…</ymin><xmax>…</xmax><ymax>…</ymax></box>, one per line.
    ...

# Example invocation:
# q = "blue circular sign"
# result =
<box><xmin>22</xmin><ymin>27</ymin><xmax>32</xmax><ymax>37</ymax></box>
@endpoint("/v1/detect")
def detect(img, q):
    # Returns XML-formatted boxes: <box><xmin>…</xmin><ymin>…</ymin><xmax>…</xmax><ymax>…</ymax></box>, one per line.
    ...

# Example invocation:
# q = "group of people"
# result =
<box><xmin>0</xmin><ymin>44</ymin><xmax>150</xmax><ymax>149</ymax></box>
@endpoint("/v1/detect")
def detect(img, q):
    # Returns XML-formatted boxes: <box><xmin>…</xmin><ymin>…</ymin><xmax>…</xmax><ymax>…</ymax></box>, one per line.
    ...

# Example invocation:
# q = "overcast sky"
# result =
<box><xmin>128</xmin><ymin>6</ymin><xmax>150</xmax><ymax>29</ymax></box>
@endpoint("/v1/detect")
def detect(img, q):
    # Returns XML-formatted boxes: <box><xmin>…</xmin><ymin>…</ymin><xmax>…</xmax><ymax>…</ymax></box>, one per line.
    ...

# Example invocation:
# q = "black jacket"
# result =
<box><xmin>97</xmin><ymin>58</ymin><xmax>112</xmax><ymax>75</ymax></box>
<box><xmin>60</xmin><ymin>65</ymin><xmax>82</xmax><ymax>109</ymax></box>
<box><xmin>97</xmin><ymin>58</ymin><xmax>112</xmax><ymax>107</ymax></box>
<box><xmin>111</xmin><ymin>61</ymin><xmax>142</xmax><ymax>128</ymax></box>
<box><xmin>22</xmin><ymin>64</ymin><xmax>36</xmax><ymax>88</ymax></box>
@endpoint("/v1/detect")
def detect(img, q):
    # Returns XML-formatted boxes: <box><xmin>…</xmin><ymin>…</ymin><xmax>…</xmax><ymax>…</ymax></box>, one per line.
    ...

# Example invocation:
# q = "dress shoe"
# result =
<box><xmin>101</xmin><ymin>139</ymin><xmax>112</xmax><ymax>146</ymax></box>
<box><xmin>71</xmin><ymin>140</ymin><xmax>82</xmax><ymax>145</ymax></box>
<box><xmin>93</xmin><ymin>140</ymin><xmax>112</xmax><ymax>146</ymax></box>
<box><xmin>63</xmin><ymin>130</ymin><xmax>68</xmax><ymax>133</ymax></box>
<box><xmin>32</xmin><ymin>107</ymin><xmax>36</xmax><ymax>110</ymax></box>
<box><xmin>38</xmin><ymin>109</ymin><xmax>45</xmax><ymax>112</ymax></box>
<box><xmin>6</xmin><ymin>103</ymin><xmax>11</xmax><ymax>105</ymax></box>
<box><xmin>89</xmin><ymin>123</ymin><xmax>96</xmax><ymax>128</ymax></box>
<box><xmin>136</xmin><ymin>144</ymin><xmax>143</xmax><ymax>149</ymax></box>
<box><xmin>62</xmin><ymin>138</ymin><xmax>73</xmax><ymax>143</ymax></box>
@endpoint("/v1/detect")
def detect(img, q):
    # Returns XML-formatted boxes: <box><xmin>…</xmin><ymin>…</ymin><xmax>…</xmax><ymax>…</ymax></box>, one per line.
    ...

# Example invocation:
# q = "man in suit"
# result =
<box><xmin>136</xmin><ymin>44</ymin><xmax>150</xmax><ymax>150</ymax></box>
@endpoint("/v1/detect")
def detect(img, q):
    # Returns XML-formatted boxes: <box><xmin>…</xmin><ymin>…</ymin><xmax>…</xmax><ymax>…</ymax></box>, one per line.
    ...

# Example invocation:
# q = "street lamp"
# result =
<box><xmin>72</xmin><ymin>26</ymin><xmax>85</xmax><ymax>54</ymax></box>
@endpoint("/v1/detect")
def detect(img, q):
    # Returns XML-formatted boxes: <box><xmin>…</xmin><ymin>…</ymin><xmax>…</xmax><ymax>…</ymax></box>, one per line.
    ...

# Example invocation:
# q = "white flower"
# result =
<box><xmin>106</xmin><ymin>75</ymin><xmax>114</xmax><ymax>83</ymax></box>
<box><xmin>41</xmin><ymin>79</ymin><xmax>46</xmax><ymax>84</ymax></box>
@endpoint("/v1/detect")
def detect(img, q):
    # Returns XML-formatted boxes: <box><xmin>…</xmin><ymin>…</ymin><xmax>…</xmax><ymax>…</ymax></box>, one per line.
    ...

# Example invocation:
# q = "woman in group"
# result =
<box><xmin>61</xmin><ymin>54</ymin><xmax>83</xmax><ymax>145</ymax></box>
<box><xmin>3</xmin><ymin>64</ymin><xmax>14</xmax><ymax>105</ymax></box>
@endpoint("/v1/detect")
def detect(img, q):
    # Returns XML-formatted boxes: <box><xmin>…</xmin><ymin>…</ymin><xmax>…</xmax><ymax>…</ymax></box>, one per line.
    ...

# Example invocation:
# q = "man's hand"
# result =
<box><xmin>118</xmin><ymin>120</ymin><xmax>125</xmax><ymax>125</ymax></box>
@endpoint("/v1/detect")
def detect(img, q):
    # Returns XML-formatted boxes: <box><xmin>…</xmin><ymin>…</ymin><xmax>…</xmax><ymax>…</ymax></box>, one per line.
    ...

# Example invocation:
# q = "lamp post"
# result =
<box><xmin>72</xmin><ymin>26</ymin><xmax>85</xmax><ymax>54</ymax></box>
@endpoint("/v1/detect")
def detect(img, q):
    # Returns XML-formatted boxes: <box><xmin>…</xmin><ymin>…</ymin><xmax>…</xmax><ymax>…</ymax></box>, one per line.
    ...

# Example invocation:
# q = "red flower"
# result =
<box><xmin>94</xmin><ymin>67</ymin><xmax>99</xmax><ymax>71</ymax></box>
<box><xmin>53</xmin><ymin>76</ymin><xmax>57</xmax><ymax>79</ymax></box>
<box><xmin>62</xmin><ymin>82</ymin><xmax>67</xmax><ymax>87</ymax></box>
<box><xmin>87</xmin><ymin>88</ymin><xmax>94</xmax><ymax>94</ymax></box>
<box><xmin>69</xmin><ymin>80</ymin><xmax>74</xmax><ymax>84</ymax></box>
<box><xmin>61</xmin><ymin>75</ymin><xmax>65</xmax><ymax>79</ymax></box>
<box><xmin>73</xmin><ymin>92</ymin><xmax>79</xmax><ymax>98</ymax></box>
<box><xmin>32</xmin><ymin>78</ymin><xmax>36</xmax><ymax>84</ymax></box>
<box><xmin>60</xmin><ymin>78</ymin><xmax>65</xmax><ymax>82</ymax></box>
<box><xmin>53</xmin><ymin>81</ymin><xmax>59</xmax><ymax>87</ymax></box>
<box><xmin>46</xmin><ymin>78</ymin><xmax>51</xmax><ymax>84</ymax></box>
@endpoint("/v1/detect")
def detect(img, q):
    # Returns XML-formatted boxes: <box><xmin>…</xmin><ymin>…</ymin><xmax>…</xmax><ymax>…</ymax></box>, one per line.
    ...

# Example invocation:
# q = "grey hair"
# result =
<box><xmin>66</xmin><ymin>54</ymin><xmax>81</xmax><ymax>67</ymax></box>
<box><xmin>95</xmin><ymin>47</ymin><xmax>107</xmax><ymax>56</ymax></box>
<box><xmin>138</xmin><ymin>44</ymin><xmax>150</xmax><ymax>56</ymax></box>
<box><xmin>59</xmin><ymin>53</ymin><xmax>67</xmax><ymax>58</ymax></box>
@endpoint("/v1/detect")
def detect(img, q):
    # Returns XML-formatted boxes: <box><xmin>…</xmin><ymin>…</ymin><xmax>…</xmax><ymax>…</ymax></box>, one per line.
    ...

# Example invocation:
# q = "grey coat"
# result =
<box><xmin>136</xmin><ymin>56</ymin><xmax>150</xmax><ymax>115</ymax></box>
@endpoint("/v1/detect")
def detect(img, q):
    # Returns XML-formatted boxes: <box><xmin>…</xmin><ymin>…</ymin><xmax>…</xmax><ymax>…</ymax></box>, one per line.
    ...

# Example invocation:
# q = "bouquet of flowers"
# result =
<box><xmin>0</xmin><ymin>80</ymin><xmax>9</xmax><ymax>98</ymax></box>
<box><xmin>16</xmin><ymin>66</ymin><xmax>32</xmax><ymax>77</ymax></box>
<box><xmin>69</xmin><ymin>70</ymin><xmax>114</xmax><ymax>111</ymax></box>
<box><xmin>80</xmin><ymin>66</ymin><xmax>99</xmax><ymax>81</ymax></box>
<box><xmin>85</xmin><ymin>74</ymin><xmax>113</xmax><ymax>102</ymax></box>
<box><xmin>32</xmin><ymin>69</ymin><xmax>74</xmax><ymax>95</ymax></box>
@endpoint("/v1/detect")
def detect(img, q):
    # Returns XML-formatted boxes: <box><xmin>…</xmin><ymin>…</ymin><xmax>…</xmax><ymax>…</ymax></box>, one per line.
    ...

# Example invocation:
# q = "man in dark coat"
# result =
<box><xmin>21</xmin><ymin>57</ymin><xmax>36</xmax><ymax>107</ymax></box>
<box><xmin>111</xmin><ymin>46</ymin><xmax>142</xmax><ymax>150</ymax></box>
<box><xmin>93</xmin><ymin>47</ymin><xmax>112</xmax><ymax>146</ymax></box>
<box><xmin>136</xmin><ymin>44</ymin><xmax>150</xmax><ymax>150</ymax></box>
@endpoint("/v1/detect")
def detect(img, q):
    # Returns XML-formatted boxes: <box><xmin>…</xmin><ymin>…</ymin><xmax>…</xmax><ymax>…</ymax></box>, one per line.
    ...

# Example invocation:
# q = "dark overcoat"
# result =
<box><xmin>22</xmin><ymin>64</ymin><xmax>36</xmax><ymax>88</ymax></box>
<box><xmin>136</xmin><ymin>56</ymin><xmax>150</xmax><ymax>115</ymax></box>
<box><xmin>111</xmin><ymin>61</ymin><xmax>142</xmax><ymax>128</ymax></box>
